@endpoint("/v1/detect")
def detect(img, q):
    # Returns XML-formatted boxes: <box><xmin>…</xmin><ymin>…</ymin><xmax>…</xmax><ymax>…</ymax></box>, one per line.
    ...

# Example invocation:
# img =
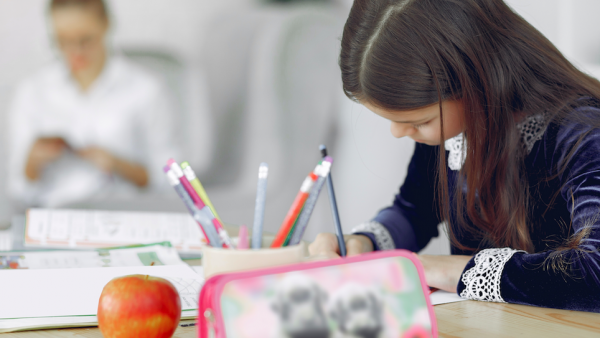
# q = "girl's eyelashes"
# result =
<box><xmin>412</xmin><ymin>120</ymin><xmax>430</xmax><ymax>129</ymax></box>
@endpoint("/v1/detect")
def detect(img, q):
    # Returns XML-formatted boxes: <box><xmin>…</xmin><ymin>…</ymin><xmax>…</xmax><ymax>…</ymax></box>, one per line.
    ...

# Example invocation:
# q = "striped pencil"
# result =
<box><xmin>288</xmin><ymin>157</ymin><xmax>333</xmax><ymax>246</ymax></box>
<box><xmin>168</xmin><ymin>159</ymin><xmax>233</xmax><ymax>249</ymax></box>
<box><xmin>271</xmin><ymin>170</ymin><xmax>319</xmax><ymax>248</ymax></box>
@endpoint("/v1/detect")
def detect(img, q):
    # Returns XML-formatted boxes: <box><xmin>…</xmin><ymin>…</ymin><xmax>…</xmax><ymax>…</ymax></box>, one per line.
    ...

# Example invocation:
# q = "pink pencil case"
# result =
<box><xmin>198</xmin><ymin>250</ymin><xmax>438</xmax><ymax>338</ymax></box>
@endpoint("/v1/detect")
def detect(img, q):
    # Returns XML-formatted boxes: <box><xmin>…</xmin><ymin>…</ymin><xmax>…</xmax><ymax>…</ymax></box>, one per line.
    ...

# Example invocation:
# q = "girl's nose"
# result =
<box><xmin>390</xmin><ymin>122</ymin><xmax>415</xmax><ymax>139</ymax></box>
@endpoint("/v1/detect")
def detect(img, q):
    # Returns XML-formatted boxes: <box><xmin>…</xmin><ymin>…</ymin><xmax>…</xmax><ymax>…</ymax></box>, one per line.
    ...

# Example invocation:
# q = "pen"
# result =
<box><xmin>271</xmin><ymin>170</ymin><xmax>319</xmax><ymax>248</ymax></box>
<box><xmin>164</xmin><ymin>167</ymin><xmax>222</xmax><ymax>247</ymax></box>
<box><xmin>320</xmin><ymin>145</ymin><xmax>346</xmax><ymax>257</ymax></box>
<box><xmin>168</xmin><ymin>160</ymin><xmax>233</xmax><ymax>249</ymax></box>
<box><xmin>252</xmin><ymin>163</ymin><xmax>269</xmax><ymax>249</ymax></box>
<box><xmin>288</xmin><ymin>157</ymin><xmax>333</xmax><ymax>246</ymax></box>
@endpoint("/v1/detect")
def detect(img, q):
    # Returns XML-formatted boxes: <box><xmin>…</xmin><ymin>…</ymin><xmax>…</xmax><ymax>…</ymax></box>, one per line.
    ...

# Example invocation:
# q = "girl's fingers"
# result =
<box><xmin>309</xmin><ymin>233</ymin><xmax>339</xmax><ymax>257</ymax></box>
<box><xmin>346</xmin><ymin>235</ymin><xmax>369</xmax><ymax>256</ymax></box>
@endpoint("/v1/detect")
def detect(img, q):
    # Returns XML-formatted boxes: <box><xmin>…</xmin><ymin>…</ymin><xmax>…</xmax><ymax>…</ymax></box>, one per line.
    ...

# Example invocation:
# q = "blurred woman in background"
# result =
<box><xmin>8</xmin><ymin>0</ymin><xmax>178</xmax><ymax>207</ymax></box>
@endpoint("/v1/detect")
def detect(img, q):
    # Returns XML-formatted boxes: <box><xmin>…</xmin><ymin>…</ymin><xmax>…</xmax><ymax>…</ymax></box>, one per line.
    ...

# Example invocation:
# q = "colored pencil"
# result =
<box><xmin>237</xmin><ymin>225</ymin><xmax>249</xmax><ymax>250</ymax></box>
<box><xmin>271</xmin><ymin>171</ymin><xmax>318</xmax><ymax>248</ymax></box>
<box><xmin>320</xmin><ymin>145</ymin><xmax>346</xmax><ymax>257</ymax></box>
<box><xmin>168</xmin><ymin>159</ymin><xmax>233</xmax><ymax>249</ymax></box>
<box><xmin>288</xmin><ymin>157</ymin><xmax>333</xmax><ymax>246</ymax></box>
<box><xmin>282</xmin><ymin>216</ymin><xmax>300</xmax><ymax>246</ymax></box>
<box><xmin>164</xmin><ymin>166</ymin><xmax>222</xmax><ymax>247</ymax></box>
<box><xmin>180</xmin><ymin>161</ymin><xmax>222</xmax><ymax>223</ymax></box>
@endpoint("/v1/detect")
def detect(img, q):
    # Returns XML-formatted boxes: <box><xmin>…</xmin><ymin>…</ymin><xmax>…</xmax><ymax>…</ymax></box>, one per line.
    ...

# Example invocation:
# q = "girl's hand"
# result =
<box><xmin>309</xmin><ymin>233</ymin><xmax>374</xmax><ymax>259</ymax></box>
<box><xmin>417</xmin><ymin>254</ymin><xmax>472</xmax><ymax>293</ymax></box>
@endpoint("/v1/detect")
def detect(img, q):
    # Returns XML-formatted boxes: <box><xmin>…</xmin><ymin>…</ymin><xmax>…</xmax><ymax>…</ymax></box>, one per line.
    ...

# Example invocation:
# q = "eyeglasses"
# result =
<box><xmin>55</xmin><ymin>35</ymin><xmax>101</xmax><ymax>53</ymax></box>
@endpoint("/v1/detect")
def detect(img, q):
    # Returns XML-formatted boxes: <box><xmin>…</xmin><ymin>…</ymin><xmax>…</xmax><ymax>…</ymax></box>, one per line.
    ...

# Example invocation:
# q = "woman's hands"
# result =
<box><xmin>309</xmin><ymin>233</ymin><xmax>374</xmax><ymax>259</ymax></box>
<box><xmin>25</xmin><ymin>137</ymin><xmax>70</xmax><ymax>180</ymax></box>
<box><xmin>416</xmin><ymin>254</ymin><xmax>472</xmax><ymax>293</ymax></box>
<box><xmin>25</xmin><ymin>137</ymin><xmax>148</xmax><ymax>187</ymax></box>
<box><xmin>77</xmin><ymin>147</ymin><xmax>148</xmax><ymax>187</ymax></box>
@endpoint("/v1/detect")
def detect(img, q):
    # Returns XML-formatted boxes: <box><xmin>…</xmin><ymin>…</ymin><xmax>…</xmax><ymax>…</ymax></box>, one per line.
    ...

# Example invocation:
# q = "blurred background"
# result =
<box><xmin>1</xmin><ymin>0</ymin><xmax>599</xmax><ymax>254</ymax></box>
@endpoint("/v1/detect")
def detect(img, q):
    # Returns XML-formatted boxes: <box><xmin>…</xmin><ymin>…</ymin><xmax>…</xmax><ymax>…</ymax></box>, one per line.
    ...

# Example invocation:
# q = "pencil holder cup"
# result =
<box><xmin>202</xmin><ymin>236</ymin><xmax>307</xmax><ymax>279</ymax></box>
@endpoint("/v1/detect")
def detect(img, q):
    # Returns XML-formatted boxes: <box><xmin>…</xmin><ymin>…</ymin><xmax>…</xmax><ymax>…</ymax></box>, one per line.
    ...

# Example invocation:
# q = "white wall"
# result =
<box><xmin>0</xmin><ymin>0</ymin><xmax>252</xmax><ymax>227</ymax></box>
<box><xmin>502</xmin><ymin>0</ymin><xmax>600</xmax><ymax>76</ymax></box>
<box><xmin>0</xmin><ymin>0</ymin><xmax>253</xmax><ymax>86</ymax></box>
<box><xmin>333</xmin><ymin>0</ymin><xmax>600</xmax><ymax>255</ymax></box>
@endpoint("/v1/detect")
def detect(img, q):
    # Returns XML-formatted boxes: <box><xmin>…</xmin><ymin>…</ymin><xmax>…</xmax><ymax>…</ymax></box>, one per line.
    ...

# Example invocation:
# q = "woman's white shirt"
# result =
<box><xmin>8</xmin><ymin>55</ymin><xmax>180</xmax><ymax>207</ymax></box>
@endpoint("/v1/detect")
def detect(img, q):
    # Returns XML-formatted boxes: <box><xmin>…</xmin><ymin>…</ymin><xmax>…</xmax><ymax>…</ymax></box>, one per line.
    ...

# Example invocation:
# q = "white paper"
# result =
<box><xmin>0</xmin><ymin>311</ymin><xmax>198</xmax><ymax>333</ymax></box>
<box><xmin>0</xmin><ymin>230</ymin><xmax>11</xmax><ymax>251</ymax></box>
<box><xmin>1</xmin><ymin>245</ymin><xmax>185</xmax><ymax>269</ymax></box>
<box><xmin>190</xmin><ymin>265</ymin><xmax>204</xmax><ymax>276</ymax></box>
<box><xmin>25</xmin><ymin>208</ymin><xmax>207</xmax><ymax>252</ymax></box>
<box><xmin>430</xmin><ymin>290</ymin><xmax>468</xmax><ymax>305</ymax></box>
<box><xmin>0</xmin><ymin>265</ymin><xmax>202</xmax><ymax>319</ymax></box>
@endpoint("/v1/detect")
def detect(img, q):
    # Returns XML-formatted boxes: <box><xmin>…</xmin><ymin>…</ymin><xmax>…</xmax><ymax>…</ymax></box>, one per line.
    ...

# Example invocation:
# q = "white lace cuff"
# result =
<box><xmin>351</xmin><ymin>221</ymin><xmax>396</xmax><ymax>250</ymax></box>
<box><xmin>460</xmin><ymin>248</ymin><xmax>524</xmax><ymax>302</ymax></box>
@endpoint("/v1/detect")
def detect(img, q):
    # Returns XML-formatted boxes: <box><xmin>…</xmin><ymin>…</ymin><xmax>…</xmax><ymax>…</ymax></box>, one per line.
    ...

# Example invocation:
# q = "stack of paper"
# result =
<box><xmin>1</xmin><ymin>243</ymin><xmax>185</xmax><ymax>269</ymax></box>
<box><xmin>0</xmin><ymin>265</ymin><xmax>204</xmax><ymax>333</ymax></box>
<box><xmin>24</xmin><ymin>208</ymin><xmax>207</xmax><ymax>254</ymax></box>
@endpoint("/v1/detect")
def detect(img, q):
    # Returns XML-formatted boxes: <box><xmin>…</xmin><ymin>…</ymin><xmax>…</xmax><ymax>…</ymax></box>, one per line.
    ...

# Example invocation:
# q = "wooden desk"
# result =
<box><xmin>4</xmin><ymin>301</ymin><xmax>599</xmax><ymax>337</ymax></box>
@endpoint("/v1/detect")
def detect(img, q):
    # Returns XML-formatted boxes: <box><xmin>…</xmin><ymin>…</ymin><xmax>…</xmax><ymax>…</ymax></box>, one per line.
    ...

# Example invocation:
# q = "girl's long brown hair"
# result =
<box><xmin>340</xmin><ymin>0</ymin><xmax>600</xmax><ymax>252</ymax></box>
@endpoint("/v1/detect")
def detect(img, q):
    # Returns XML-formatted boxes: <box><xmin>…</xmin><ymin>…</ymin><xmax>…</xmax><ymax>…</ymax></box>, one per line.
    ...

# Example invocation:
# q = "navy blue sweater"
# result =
<box><xmin>363</xmin><ymin>105</ymin><xmax>600</xmax><ymax>313</ymax></box>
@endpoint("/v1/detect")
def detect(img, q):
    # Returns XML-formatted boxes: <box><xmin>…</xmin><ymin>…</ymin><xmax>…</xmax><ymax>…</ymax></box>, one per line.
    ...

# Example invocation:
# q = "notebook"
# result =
<box><xmin>0</xmin><ymin>265</ymin><xmax>204</xmax><ymax>333</ymax></box>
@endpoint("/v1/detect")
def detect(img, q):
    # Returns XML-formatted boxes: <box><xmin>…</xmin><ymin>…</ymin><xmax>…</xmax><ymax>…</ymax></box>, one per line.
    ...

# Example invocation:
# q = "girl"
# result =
<box><xmin>8</xmin><ymin>0</ymin><xmax>178</xmax><ymax>207</ymax></box>
<box><xmin>310</xmin><ymin>0</ymin><xmax>600</xmax><ymax>312</ymax></box>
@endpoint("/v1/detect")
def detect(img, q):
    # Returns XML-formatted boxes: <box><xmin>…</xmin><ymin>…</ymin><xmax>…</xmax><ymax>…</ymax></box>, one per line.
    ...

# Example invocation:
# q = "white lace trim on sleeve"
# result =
<box><xmin>460</xmin><ymin>248</ymin><xmax>524</xmax><ymax>302</ymax></box>
<box><xmin>351</xmin><ymin>221</ymin><xmax>396</xmax><ymax>250</ymax></box>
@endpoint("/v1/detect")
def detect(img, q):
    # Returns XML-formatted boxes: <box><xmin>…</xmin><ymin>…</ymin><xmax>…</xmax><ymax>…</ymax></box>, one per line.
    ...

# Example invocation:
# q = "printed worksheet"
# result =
<box><xmin>0</xmin><ymin>243</ymin><xmax>185</xmax><ymax>269</ymax></box>
<box><xmin>25</xmin><ymin>208</ymin><xmax>207</xmax><ymax>253</ymax></box>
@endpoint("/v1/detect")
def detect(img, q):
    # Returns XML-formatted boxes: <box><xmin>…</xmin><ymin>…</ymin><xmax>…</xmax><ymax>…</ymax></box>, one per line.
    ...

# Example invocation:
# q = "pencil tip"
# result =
<box><xmin>319</xmin><ymin>144</ymin><xmax>327</xmax><ymax>157</ymax></box>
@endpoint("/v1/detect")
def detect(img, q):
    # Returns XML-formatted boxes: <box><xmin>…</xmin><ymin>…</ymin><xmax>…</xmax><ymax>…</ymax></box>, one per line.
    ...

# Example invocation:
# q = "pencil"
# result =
<box><xmin>271</xmin><ymin>171</ymin><xmax>318</xmax><ymax>248</ymax></box>
<box><xmin>168</xmin><ymin>160</ymin><xmax>233</xmax><ymax>249</ymax></box>
<box><xmin>282</xmin><ymin>216</ymin><xmax>300</xmax><ymax>246</ymax></box>
<box><xmin>237</xmin><ymin>225</ymin><xmax>249</xmax><ymax>250</ymax></box>
<box><xmin>288</xmin><ymin>157</ymin><xmax>333</xmax><ymax>246</ymax></box>
<box><xmin>180</xmin><ymin>162</ymin><xmax>222</xmax><ymax>223</ymax></box>
<box><xmin>164</xmin><ymin>166</ymin><xmax>222</xmax><ymax>247</ymax></box>
<box><xmin>252</xmin><ymin>163</ymin><xmax>269</xmax><ymax>249</ymax></box>
<box><xmin>320</xmin><ymin>145</ymin><xmax>346</xmax><ymax>257</ymax></box>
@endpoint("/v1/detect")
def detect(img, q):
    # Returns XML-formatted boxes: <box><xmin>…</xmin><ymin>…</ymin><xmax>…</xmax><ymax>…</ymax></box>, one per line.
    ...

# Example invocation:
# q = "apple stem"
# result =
<box><xmin>145</xmin><ymin>262</ymin><xmax>155</xmax><ymax>280</ymax></box>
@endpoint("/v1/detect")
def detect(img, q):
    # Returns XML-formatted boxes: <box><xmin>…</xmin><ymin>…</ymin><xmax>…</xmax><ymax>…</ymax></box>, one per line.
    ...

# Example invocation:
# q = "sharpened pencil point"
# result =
<box><xmin>320</xmin><ymin>144</ymin><xmax>328</xmax><ymax>157</ymax></box>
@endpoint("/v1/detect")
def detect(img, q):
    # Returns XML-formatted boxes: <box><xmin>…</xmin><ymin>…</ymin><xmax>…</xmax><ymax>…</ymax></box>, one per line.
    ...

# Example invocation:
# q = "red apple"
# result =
<box><xmin>98</xmin><ymin>274</ymin><xmax>182</xmax><ymax>338</ymax></box>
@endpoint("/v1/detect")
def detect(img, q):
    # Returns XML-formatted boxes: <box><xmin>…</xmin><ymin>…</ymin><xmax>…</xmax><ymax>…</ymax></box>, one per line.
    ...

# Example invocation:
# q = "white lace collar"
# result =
<box><xmin>444</xmin><ymin>114</ymin><xmax>547</xmax><ymax>171</ymax></box>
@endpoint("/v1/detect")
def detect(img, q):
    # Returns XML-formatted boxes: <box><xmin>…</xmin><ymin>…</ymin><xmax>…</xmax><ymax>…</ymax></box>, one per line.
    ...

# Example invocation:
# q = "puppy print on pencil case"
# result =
<box><xmin>328</xmin><ymin>283</ymin><xmax>385</xmax><ymax>338</ymax></box>
<box><xmin>271</xmin><ymin>275</ymin><xmax>330</xmax><ymax>338</ymax></box>
<box><xmin>218</xmin><ymin>257</ymin><xmax>434</xmax><ymax>338</ymax></box>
